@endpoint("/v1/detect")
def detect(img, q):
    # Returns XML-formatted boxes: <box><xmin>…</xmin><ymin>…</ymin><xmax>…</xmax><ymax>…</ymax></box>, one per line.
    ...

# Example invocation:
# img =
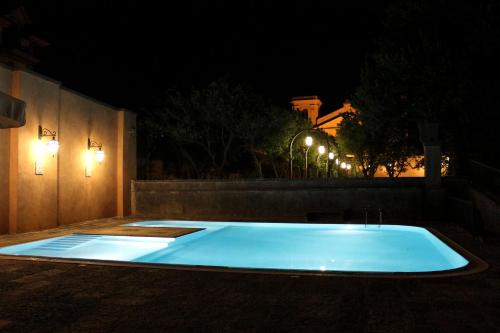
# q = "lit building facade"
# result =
<box><xmin>291</xmin><ymin>96</ymin><xmax>424</xmax><ymax>177</ymax></box>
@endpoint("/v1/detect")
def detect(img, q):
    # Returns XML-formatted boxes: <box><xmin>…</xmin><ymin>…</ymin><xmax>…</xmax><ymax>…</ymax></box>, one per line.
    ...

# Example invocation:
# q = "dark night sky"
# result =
<box><xmin>1</xmin><ymin>1</ymin><xmax>389</xmax><ymax>112</ymax></box>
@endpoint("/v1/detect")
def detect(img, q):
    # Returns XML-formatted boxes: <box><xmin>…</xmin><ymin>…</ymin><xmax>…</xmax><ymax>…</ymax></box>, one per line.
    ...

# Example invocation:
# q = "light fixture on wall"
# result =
<box><xmin>38</xmin><ymin>125</ymin><xmax>59</xmax><ymax>156</ymax></box>
<box><xmin>34</xmin><ymin>125</ymin><xmax>59</xmax><ymax>175</ymax></box>
<box><xmin>88</xmin><ymin>138</ymin><xmax>105</xmax><ymax>163</ymax></box>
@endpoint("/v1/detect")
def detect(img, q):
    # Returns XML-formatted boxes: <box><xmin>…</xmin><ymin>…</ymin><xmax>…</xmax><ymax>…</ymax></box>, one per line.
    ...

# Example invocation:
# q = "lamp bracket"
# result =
<box><xmin>38</xmin><ymin>125</ymin><xmax>57</xmax><ymax>140</ymax></box>
<box><xmin>88</xmin><ymin>138</ymin><xmax>102</xmax><ymax>150</ymax></box>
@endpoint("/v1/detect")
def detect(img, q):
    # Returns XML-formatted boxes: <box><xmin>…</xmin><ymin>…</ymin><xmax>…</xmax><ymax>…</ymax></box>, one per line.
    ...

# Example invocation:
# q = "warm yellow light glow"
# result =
<box><xmin>85</xmin><ymin>150</ymin><xmax>94</xmax><ymax>166</ymax></box>
<box><xmin>340</xmin><ymin>162</ymin><xmax>347</xmax><ymax>169</ymax></box>
<box><xmin>346</xmin><ymin>163</ymin><xmax>352</xmax><ymax>170</ymax></box>
<box><xmin>34</xmin><ymin>140</ymin><xmax>46</xmax><ymax>159</ymax></box>
<box><xmin>95</xmin><ymin>149</ymin><xmax>105</xmax><ymax>163</ymax></box>
<box><xmin>318</xmin><ymin>145</ymin><xmax>325</xmax><ymax>155</ymax></box>
<box><xmin>328</xmin><ymin>152</ymin><xmax>334</xmax><ymax>160</ymax></box>
<box><xmin>33</xmin><ymin>140</ymin><xmax>46</xmax><ymax>175</ymax></box>
<box><xmin>47</xmin><ymin>139</ymin><xmax>59</xmax><ymax>156</ymax></box>
<box><xmin>305</xmin><ymin>136</ymin><xmax>313</xmax><ymax>147</ymax></box>
<box><xmin>335</xmin><ymin>158</ymin><xmax>339</xmax><ymax>165</ymax></box>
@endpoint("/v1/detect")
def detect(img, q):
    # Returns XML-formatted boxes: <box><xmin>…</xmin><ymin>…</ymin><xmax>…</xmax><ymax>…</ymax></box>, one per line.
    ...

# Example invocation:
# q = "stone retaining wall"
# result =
<box><xmin>132</xmin><ymin>179</ymin><xmax>444</xmax><ymax>222</ymax></box>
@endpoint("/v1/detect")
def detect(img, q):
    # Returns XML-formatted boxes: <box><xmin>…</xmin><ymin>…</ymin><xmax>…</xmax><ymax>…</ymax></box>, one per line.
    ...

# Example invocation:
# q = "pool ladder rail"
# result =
<box><xmin>364</xmin><ymin>207</ymin><xmax>382</xmax><ymax>228</ymax></box>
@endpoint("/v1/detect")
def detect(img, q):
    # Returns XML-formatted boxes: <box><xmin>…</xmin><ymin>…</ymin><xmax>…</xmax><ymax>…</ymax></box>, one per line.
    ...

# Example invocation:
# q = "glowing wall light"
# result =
<box><xmin>33</xmin><ymin>140</ymin><xmax>46</xmax><ymax>175</ymax></box>
<box><xmin>34</xmin><ymin>140</ymin><xmax>46</xmax><ymax>159</ymax></box>
<box><xmin>305</xmin><ymin>136</ymin><xmax>313</xmax><ymax>147</ymax></box>
<box><xmin>38</xmin><ymin>125</ymin><xmax>59</xmax><ymax>156</ymax></box>
<box><xmin>340</xmin><ymin>162</ymin><xmax>347</xmax><ymax>169</ymax></box>
<box><xmin>47</xmin><ymin>138</ymin><xmax>59</xmax><ymax>156</ymax></box>
<box><xmin>318</xmin><ymin>145</ymin><xmax>325</xmax><ymax>155</ymax></box>
<box><xmin>95</xmin><ymin>149</ymin><xmax>105</xmax><ymax>163</ymax></box>
<box><xmin>88</xmin><ymin>138</ymin><xmax>105</xmax><ymax>163</ymax></box>
<box><xmin>35</xmin><ymin>125</ymin><xmax>59</xmax><ymax>175</ymax></box>
<box><xmin>87</xmin><ymin>138</ymin><xmax>105</xmax><ymax>177</ymax></box>
<box><xmin>328</xmin><ymin>152</ymin><xmax>334</xmax><ymax>160</ymax></box>
<box><xmin>85</xmin><ymin>150</ymin><xmax>93</xmax><ymax>177</ymax></box>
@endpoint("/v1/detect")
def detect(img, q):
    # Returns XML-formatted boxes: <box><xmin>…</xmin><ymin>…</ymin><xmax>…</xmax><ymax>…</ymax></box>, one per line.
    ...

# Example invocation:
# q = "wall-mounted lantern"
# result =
<box><xmin>85</xmin><ymin>138</ymin><xmax>104</xmax><ymax>177</ymax></box>
<box><xmin>35</xmin><ymin>125</ymin><xmax>59</xmax><ymax>175</ymax></box>
<box><xmin>38</xmin><ymin>125</ymin><xmax>59</xmax><ymax>156</ymax></box>
<box><xmin>88</xmin><ymin>138</ymin><xmax>105</xmax><ymax>163</ymax></box>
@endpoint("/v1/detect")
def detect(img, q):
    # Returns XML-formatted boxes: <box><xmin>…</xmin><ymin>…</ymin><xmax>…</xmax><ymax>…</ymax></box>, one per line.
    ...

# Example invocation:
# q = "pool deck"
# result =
<box><xmin>0</xmin><ymin>217</ymin><xmax>499</xmax><ymax>332</ymax></box>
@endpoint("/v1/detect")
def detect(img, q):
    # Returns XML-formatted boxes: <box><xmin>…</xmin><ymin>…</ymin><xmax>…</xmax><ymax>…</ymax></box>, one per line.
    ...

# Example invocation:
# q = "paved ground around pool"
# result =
<box><xmin>0</xmin><ymin>218</ymin><xmax>499</xmax><ymax>332</ymax></box>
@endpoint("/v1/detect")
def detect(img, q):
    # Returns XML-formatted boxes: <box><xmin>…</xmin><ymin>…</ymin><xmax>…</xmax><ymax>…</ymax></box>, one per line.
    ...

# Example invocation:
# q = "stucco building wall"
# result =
<box><xmin>15</xmin><ymin>71</ymin><xmax>60</xmax><ymax>232</ymax></box>
<box><xmin>57</xmin><ymin>89</ymin><xmax>119</xmax><ymax>225</ymax></box>
<box><xmin>119</xmin><ymin>111</ymin><xmax>137</xmax><ymax>216</ymax></box>
<box><xmin>0</xmin><ymin>66</ymin><xmax>12</xmax><ymax>233</ymax></box>
<box><xmin>0</xmin><ymin>65</ymin><xmax>136</xmax><ymax>234</ymax></box>
<box><xmin>0</xmin><ymin>128</ymin><xmax>8</xmax><ymax>233</ymax></box>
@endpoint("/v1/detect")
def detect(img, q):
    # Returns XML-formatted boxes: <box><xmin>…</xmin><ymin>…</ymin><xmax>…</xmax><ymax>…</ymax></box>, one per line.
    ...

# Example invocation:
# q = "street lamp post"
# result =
<box><xmin>289</xmin><ymin>127</ymin><xmax>339</xmax><ymax>179</ymax></box>
<box><xmin>289</xmin><ymin>129</ymin><xmax>313</xmax><ymax>179</ymax></box>
<box><xmin>316</xmin><ymin>145</ymin><xmax>325</xmax><ymax>177</ymax></box>
<box><xmin>328</xmin><ymin>152</ymin><xmax>334</xmax><ymax>177</ymax></box>
<box><xmin>304</xmin><ymin>136</ymin><xmax>313</xmax><ymax>178</ymax></box>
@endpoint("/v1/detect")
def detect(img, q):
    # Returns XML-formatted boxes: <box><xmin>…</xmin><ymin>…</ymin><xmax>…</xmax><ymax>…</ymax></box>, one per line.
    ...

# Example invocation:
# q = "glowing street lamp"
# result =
<box><xmin>304</xmin><ymin>136</ymin><xmax>313</xmax><ymax>178</ymax></box>
<box><xmin>316</xmin><ymin>145</ymin><xmax>326</xmax><ymax>178</ymax></box>
<box><xmin>346</xmin><ymin>163</ymin><xmax>352</xmax><ymax>176</ymax></box>
<box><xmin>325</xmin><ymin>151</ymin><xmax>335</xmax><ymax>178</ymax></box>
<box><xmin>340</xmin><ymin>161</ymin><xmax>347</xmax><ymax>169</ymax></box>
<box><xmin>289</xmin><ymin>129</ymin><xmax>340</xmax><ymax>179</ymax></box>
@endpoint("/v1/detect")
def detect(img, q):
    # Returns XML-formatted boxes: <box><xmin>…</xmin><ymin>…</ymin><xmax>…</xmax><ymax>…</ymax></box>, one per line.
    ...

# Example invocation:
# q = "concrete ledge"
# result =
<box><xmin>132</xmin><ymin>178</ymin><xmax>425</xmax><ymax>191</ymax></box>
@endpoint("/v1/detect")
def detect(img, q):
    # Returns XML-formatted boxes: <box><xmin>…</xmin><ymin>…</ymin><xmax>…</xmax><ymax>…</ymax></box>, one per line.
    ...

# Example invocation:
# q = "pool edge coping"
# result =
<box><xmin>0</xmin><ymin>225</ymin><xmax>489</xmax><ymax>279</ymax></box>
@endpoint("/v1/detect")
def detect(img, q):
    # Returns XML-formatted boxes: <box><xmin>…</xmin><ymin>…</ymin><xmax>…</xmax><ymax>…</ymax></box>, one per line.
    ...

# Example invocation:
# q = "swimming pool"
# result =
<box><xmin>0</xmin><ymin>221</ymin><xmax>469</xmax><ymax>273</ymax></box>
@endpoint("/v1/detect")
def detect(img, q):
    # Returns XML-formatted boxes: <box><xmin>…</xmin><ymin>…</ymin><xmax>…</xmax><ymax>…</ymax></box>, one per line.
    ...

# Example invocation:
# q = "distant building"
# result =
<box><xmin>290</xmin><ymin>95</ymin><xmax>424</xmax><ymax>177</ymax></box>
<box><xmin>291</xmin><ymin>96</ymin><xmax>352</xmax><ymax>137</ymax></box>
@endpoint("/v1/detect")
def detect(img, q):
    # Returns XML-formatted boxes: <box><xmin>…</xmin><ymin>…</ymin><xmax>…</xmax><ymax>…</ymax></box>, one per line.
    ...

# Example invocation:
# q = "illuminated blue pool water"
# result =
<box><xmin>0</xmin><ymin>221</ymin><xmax>469</xmax><ymax>273</ymax></box>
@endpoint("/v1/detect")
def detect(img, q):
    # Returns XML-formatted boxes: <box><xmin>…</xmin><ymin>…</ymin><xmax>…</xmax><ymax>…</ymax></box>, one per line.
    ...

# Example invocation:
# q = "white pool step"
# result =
<box><xmin>35</xmin><ymin>234</ymin><xmax>101</xmax><ymax>251</ymax></box>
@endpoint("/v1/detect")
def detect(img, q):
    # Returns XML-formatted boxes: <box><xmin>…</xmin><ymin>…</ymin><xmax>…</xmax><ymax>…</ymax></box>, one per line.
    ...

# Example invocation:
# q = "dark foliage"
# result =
<box><xmin>138</xmin><ymin>79</ymin><xmax>310</xmax><ymax>179</ymax></box>
<box><xmin>339</xmin><ymin>0</ymin><xmax>500</xmax><ymax>175</ymax></box>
